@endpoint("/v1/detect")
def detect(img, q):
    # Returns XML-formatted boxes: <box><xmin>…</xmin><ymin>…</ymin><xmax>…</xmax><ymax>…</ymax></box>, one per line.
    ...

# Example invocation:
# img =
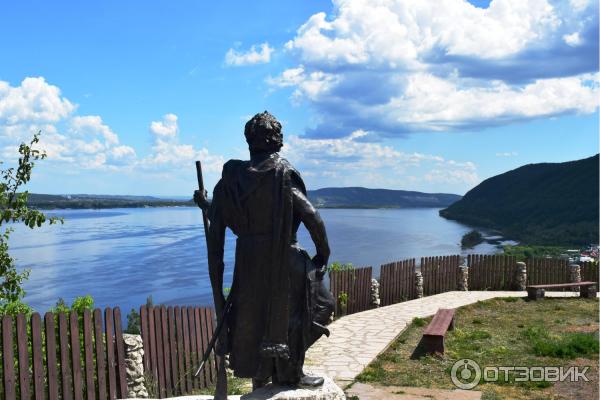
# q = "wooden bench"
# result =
<box><xmin>421</xmin><ymin>308</ymin><xmax>455</xmax><ymax>355</ymax></box>
<box><xmin>526</xmin><ymin>281</ymin><xmax>597</xmax><ymax>300</ymax></box>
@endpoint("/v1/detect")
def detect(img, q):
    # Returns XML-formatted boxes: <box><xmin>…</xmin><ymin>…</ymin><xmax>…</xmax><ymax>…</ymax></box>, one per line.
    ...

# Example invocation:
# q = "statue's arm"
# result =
<box><xmin>207</xmin><ymin>181</ymin><xmax>226</xmax><ymax>314</ymax></box>
<box><xmin>292</xmin><ymin>187</ymin><xmax>330</xmax><ymax>269</ymax></box>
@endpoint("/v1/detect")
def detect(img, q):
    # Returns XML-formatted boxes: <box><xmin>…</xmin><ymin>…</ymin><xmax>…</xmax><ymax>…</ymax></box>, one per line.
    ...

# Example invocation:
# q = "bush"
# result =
<box><xmin>0</xmin><ymin>133</ymin><xmax>62</xmax><ymax>317</ymax></box>
<box><xmin>328</xmin><ymin>261</ymin><xmax>354</xmax><ymax>273</ymax></box>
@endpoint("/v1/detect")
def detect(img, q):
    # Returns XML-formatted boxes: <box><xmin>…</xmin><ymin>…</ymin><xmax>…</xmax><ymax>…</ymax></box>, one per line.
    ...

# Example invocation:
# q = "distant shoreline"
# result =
<box><xmin>28</xmin><ymin>187</ymin><xmax>462</xmax><ymax>210</ymax></box>
<box><xmin>36</xmin><ymin>203</ymin><xmax>449</xmax><ymax>211</ymax></box>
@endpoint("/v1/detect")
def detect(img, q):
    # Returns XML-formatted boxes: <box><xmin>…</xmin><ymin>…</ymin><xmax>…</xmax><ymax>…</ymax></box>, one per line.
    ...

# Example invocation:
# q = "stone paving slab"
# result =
<box><xmin>346</xmin><ymin>382</ymin><xmax>482</xmax><ymax>400</ymax></box>
<box><xmin>304</xmin><ymin>291</ymin><xmax>592</xmax><ymax>385</ymax></box>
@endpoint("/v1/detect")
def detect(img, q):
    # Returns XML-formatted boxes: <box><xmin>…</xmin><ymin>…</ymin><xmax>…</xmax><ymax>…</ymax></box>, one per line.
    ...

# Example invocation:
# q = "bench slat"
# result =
<box><xmin>528</xmin><ymin>281</ymin><xmax>596</xmax><ymax>289</ymax></box>
<box><xmin>423</xmin><ymin>309</ymin><xmax>455</xmax><ymax>336</ymax></box>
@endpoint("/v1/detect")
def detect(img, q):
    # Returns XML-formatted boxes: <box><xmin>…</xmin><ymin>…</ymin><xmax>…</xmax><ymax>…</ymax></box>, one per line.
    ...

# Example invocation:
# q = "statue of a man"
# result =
<box><xmin>194</xmin><ymin>111</ymin><xmax>334</xmax><ymax>392</ymax></box>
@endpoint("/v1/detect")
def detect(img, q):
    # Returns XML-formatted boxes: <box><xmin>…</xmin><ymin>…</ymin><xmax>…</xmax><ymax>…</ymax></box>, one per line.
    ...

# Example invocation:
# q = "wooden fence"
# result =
<box><xmin>527</xmin><ymin>258</ymin><xmax>570</xmax><ymax>285</ymax></box>
<box><xmin>329</xmin><ymin>267</ymin><xmax>373</xmax><ymax>316</ymax></box>
<box><xmin>379</xmin><ymin>259</ymin><xmax>416</xmax><ymax>306</ymax></box>
<box><xmin>421</xmin><ymin>255</ymin><xmax>461</xmax><ymax>296</ymax></box>
<box><xmin>1</xmin><ymin>307</ymin><xmax>127</xmax><ymax>400</ymax></box>
<box><xmin>468</xmin><ymin>254</ymin><xmax>518</xmax><ymax>290</ymax></box>
<box><xmin>140</xmin><ymin>305</ymin><xmax>217</xmax><ymax>398</ymax></box>
<box><xmin>580</xmin><ymin>261</ymin><xmax>599</xmax><ymax>284</ymax></box>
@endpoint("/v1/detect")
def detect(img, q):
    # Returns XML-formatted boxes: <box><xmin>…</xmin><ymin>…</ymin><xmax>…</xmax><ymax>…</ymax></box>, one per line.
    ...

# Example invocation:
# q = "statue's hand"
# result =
<box><xmin>312</xmin><ymin>254</ymin><xmax>329</xmax><ymax>280</ymax></box>
<box><xmin>193</xmin><ymin>189</ymin><xmax>209</xmax><ymax>211</ymax></box>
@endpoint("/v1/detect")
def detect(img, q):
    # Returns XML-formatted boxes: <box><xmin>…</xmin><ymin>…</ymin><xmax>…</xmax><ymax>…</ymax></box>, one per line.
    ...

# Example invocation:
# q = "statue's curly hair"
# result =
<box><xmin>244</xmin><ymin>111</ymin><xmax>283</xmax><ymax>153</ymax></box>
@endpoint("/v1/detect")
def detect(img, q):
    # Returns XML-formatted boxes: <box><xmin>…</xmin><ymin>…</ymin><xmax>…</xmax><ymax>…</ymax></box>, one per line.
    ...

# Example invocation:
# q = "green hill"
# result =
<box><xmin>307</xmin><ymin>187</ymin><xmax>461</xmax><ymax>208</ymax></box>
<box><xmin>440</xmin><ymin>154</ymin><xmax>599</xmax><ymax>246</ymax></box>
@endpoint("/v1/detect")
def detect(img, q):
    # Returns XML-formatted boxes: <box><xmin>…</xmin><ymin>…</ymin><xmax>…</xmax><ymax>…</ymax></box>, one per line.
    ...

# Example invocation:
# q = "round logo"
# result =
<box><xmin>451</xmin><ymin>359</ymin><xmax>481</xmax><ymax>390</ymax></box>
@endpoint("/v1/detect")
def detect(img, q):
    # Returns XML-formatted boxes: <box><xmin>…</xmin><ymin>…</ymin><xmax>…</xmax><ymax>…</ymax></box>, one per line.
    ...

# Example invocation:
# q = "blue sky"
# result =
<box><xmin>0</xmin><ymin>0</ymin><xmax>597</xmax><ymax>196</ymax></box>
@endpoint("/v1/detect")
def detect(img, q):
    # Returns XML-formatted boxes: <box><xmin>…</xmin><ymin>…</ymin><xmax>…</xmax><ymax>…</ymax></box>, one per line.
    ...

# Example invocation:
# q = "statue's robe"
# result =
<box><xmin>207</xmin><ymin>153</ymin><xmax>334</xmax><ymax>383</ymax></box>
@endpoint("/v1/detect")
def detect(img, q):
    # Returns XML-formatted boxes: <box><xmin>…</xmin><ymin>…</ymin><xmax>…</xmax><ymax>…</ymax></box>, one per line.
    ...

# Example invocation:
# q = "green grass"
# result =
<box><xmin>356</xmin><ymin>297</ymin><xmax>598</xmax><ymax>400</ymax></box>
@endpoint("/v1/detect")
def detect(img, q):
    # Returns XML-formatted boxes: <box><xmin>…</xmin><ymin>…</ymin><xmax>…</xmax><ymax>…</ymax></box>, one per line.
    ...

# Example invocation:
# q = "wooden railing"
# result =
<box><xmin>379</xmin><ymin>259</ymin><xmax>416</xmax><ymax>306</ymax></box>
<box><xmin>580</xmin><ymin>261</ymin><xmax>599</xmax><ymax>284</ymax></box>
<box><xmin>527</xmin><ymin>258</ymin><xmax>570</xmax><ymax>285</ymax></box>
<box><xmin>140</xmin><ymin>305</ymin><xmax>217</xmax><ymax>398</ymax></box>
<box><xmin>1</xmin><ymin>308</ymin><xmax>127</xmax><ymax>400</ymax></box>
<box><xmin>329</xmin><ymin>267</ymin><xmax>373</xmax><ymax>316</ymax></box>
<box><xmin>421</xmin><ymin>255</ymin><xmax>461</xmax><ymax>296</ymax></box>
<box><xmin>468</xmin><ymin>254</ymin><xmax>518</xmax><ymax>290</ymax></box>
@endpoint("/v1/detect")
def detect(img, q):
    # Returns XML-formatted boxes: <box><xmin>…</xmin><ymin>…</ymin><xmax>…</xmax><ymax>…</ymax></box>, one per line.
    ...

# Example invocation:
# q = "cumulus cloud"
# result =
<box><xmin>70</xmin><ymin>115</ymin><xmax>119</xmax><ymax>145</ymax></box>
<box><xmin>563</xmin><ymin>32</ymin><xmax>582</xmax><ymax>47</ymax></box>
<box><xmin>143</xmin><ymin>114</ymin><xmax>224</xmax><ymax>173</ymax></box>
<box><xmin>149</xmin><ymin>113</ymin><xmax>178</xmax><ymax>138</ymax></box>
<box><xmin>225</xmin><ymin>43</ymin><xmax>274</xmax><ymax>66</ymax></box>
<box><xmin>0</xmin><ymin>77</ymin><xmax>75</xmax><ymax>125</ymax></box>
<box><xmin>280</xmin><ymin>130</ymin><xmax>479</xmax><ymax>191</ymax></box>
<box><xmin>0</xmin><ymin>77</ymin><xmax>135</xmax><ymax>170</ymax></box>
<box><xmin>270</xmin><ymin>0</ymin><xmax>599</xmax><ymax>138</ymax></box>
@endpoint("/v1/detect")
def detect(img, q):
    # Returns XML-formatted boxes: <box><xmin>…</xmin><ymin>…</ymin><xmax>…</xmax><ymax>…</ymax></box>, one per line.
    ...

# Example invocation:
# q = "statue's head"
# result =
<box><xmin>244</xmin><ymin>111</ymin><xmax>283</xmax><ymax>154</ymax></box>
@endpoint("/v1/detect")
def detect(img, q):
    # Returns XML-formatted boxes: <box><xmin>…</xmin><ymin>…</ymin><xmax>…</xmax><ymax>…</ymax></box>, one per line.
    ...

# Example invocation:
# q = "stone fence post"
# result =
<box><xmin>370</xmin><ymin>278</ymin><xmax>380</xmax><ymax>308</ymax></box>
<box><xmin>123</xmin><ymin>334</ymin><xmax>148</xmax><ymax>398</ymax></box>
<box><xmin>457</xmin><ymin>265</ymin><xmax>469</xmax><ymax>291</ymax></box>
<box><xmin>515</xmin><ymin>261</ymin><xmax>527</xmax><ymax>291</ymax></box>
<box><xmin>415</xmin><ymin>271</ymin><xmax>423</xmax><ymax>298</ymax></box>
<box><xmin>569</xmin><ymin>263</ymin><xmax>581</xmax><ymax>284</ymax></box>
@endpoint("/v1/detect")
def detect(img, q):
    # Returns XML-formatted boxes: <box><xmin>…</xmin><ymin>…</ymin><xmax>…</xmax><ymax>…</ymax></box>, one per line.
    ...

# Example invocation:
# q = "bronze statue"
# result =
<box><xmin>194</xmin><ymin>111</ymin><xmax>334</xmax><ymax>397</ymax></box>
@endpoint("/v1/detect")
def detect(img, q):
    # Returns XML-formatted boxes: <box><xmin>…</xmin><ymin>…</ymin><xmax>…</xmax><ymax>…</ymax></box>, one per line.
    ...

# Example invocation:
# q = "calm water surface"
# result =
<box><xmin>10</xmin><ymin>207</ymin><xmax>504</xmax><ymax>313</ymax></box>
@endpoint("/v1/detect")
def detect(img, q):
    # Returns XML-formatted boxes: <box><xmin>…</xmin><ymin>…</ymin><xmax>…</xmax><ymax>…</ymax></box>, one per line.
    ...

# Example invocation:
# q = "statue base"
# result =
<box><xmin>241</xmin><ymin>376</ymin><xmax>345</xmax><ymax>399</ymax></box>
<box><xmin>140</xmin><ymin>376</ymin><xmax>345</xmax><ymax>400</ymax></box>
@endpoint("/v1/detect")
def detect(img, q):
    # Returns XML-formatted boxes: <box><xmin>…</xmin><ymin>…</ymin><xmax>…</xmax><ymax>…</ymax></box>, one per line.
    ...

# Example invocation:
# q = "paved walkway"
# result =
<box><xmin>304</xmin><ymin>291</ymin><xmax>590</xmax><ymax>386</ymax></box>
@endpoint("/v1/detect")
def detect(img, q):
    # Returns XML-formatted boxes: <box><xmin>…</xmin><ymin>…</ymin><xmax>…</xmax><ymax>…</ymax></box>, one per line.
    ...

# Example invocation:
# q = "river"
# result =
<box><xmin>9</xmin><ymin>207</ymin><xmax>508</xmax><ymax>313</ymax></box>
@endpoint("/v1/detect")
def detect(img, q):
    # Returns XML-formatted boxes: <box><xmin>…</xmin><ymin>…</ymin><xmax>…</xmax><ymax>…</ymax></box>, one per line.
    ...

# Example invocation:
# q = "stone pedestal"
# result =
<box><xmin>515</xmin><ymin>262</ymin><xmax>527</xmax><ymax>291</ymax></box>
<box><xmin>457</xmin><ymin>266</ymin><xmax>468</xmax><ymax>291</ymax></box>
<box><xmin>569</xmin><ymin>264</ymin><xmax>581</xmax><ymax>293</ymax></box>
<box><xmin>123</xmin><ymin>333</ymin><xmax>148</xmax><ymax>398</ymax></box>
<box><xmin>414</xmin><ymin>271</ymin><xmax>423</xmax><ymax>298</ymax></box>
<box><xmin>370</xmin><ymin>278</ymin><xmax>380</xmax><ymax>308</ymax></box>
<box><xmin>242</xmin><ymin>376</ymin><xmax>345</xmax><ymax>400</ymax></box>
<box><xmin>569</xmin><ymin>263</ymin><xmax>581</xmax><ymax>283</ymax></box>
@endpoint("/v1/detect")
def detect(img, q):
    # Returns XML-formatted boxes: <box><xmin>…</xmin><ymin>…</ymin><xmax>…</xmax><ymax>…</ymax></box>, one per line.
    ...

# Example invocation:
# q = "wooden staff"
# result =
<box><xmin>195</xmin><ymin>160</ymin><xmax>227</xmax><ymax>399</ymax></box>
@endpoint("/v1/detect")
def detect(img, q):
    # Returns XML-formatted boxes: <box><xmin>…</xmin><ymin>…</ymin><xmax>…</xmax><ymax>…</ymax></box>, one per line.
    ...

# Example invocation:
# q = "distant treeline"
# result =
<box><xmin>27</xmin><ymin>193</ymin><xmax>194</xmax><ymax>209</ymax></box>
<box><xmin>307</xmin><ymin>187</ymin><xmax>461</xmax><ymax>208</ymax></box>
<box><xmin>28</xmin><ymin>187</ymin><xmax>463</xmax><ymax>210</ymax></box>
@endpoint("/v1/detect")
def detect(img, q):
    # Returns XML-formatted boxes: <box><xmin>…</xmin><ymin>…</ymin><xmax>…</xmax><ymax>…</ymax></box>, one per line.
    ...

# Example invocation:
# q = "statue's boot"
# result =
<box><xmin>299</xmin><ymin>373</ymin><xmax>324</xmax><ymax>387</ymax></box>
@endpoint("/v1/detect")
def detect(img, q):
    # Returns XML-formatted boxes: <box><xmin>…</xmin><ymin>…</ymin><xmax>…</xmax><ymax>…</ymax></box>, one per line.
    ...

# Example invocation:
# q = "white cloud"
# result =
<box><xmin>225</xmin><ymin>43</ymin><xmax>274</xmax><ymax>66</ymax></box>
<box><xmin>0</xmin><ymin>77</ymin><xmax>135</xmax><ymax>170</ymax></box>
<box><xmin>71</xmin><ymin>115</ymin><xmax>119</xmax><ymax>144</ymax></box>
<box><xmin>570</xmin><ymin>0</ymin><xmax>590</xmax><ymax>12</ymax></box>
<box><xmin>280</xmin><ymin>130</ymin><xmax>478</xmax><ymax>191</ymax></box>
<box><xmin>563</xmin><ymin>32</ymin><xmax>582</xmax><ymax>46</ymax></box>
<box><xmin>285</xmin><ymin>0</ymin><xmax>560</xmax><ymax>67</ymax></box>
<box><xmin>270</xmin><ymin>0</ymin><xmax>599</xmax><ymax>137</ymax></box>
<box><xmin>496</xmin><ymin>151</ymin><xmax>518</xmax><ymax>157</ymax></box>
<box><xmin>149</xmin><ymin>113</ymin><xmax>178</xmax><ymax>138</ymax></box>
<box><xmin>143</xmin><ymin>114</ymin><xmax>224</xmax><ymax>173</ymax></box>
<box><xmin>0</xmin><ymin>77</ymin><xmax>75</xmax><ymax>125</ymax></box>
